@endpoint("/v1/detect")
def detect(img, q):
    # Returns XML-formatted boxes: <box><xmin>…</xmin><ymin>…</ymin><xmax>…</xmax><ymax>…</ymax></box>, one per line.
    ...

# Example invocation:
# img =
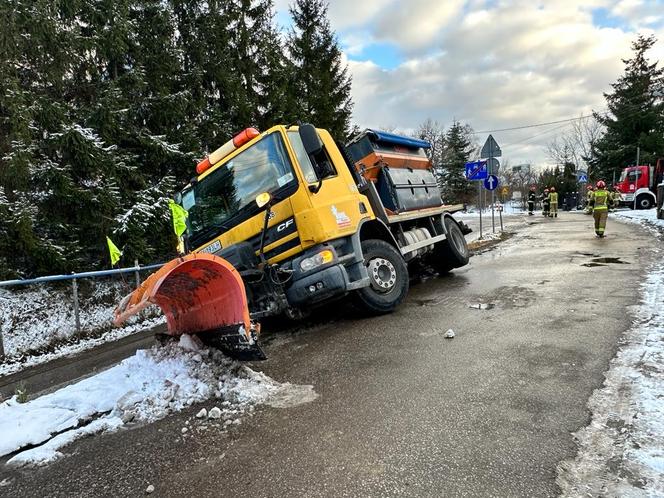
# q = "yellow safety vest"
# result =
<box><xmin>549</xmin><ymin>192</ymin><xmax>558</xmax><ymax>204</ymax></box>
<box><xmin>593</xmin><ymin>189</ymin><xmax>609</xmax><ymax>211</ymax></box>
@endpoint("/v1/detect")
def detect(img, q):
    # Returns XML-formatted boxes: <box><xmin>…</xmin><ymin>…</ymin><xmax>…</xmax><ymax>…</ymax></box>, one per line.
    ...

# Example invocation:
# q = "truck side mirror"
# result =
<box><xmin>299</xmin><ymin>123</ymin><xmax>323</xmax><ymax>156</ymax></box>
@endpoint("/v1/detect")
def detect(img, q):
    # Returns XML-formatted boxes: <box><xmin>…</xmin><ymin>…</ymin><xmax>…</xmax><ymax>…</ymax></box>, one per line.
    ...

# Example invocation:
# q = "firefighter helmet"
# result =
<box><xmin>550</xmin><ymin>187</ymin><xmax>556</xmax><ymax>192</ymax></box>
<box><xmin>587</xmin><ymin>184</ymin><xmax>593</xmax><ymax>190</ymax></box>
<box><xmin>596</xmin><ymin>180</ymin><xmax>606</xmax><ymax>189</ymax></box>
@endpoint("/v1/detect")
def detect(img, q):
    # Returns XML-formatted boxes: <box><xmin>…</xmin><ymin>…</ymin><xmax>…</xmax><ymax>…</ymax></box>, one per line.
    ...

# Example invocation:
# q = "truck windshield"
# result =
<box><xmin>181</xmin><ymin>132</ymin><xmax>296</xmax><ymax>248</ymax></box>
<box><xmin>619</xmin><ymin>168</ymin><xmax>642</xmax><ymax>183</ymax></box>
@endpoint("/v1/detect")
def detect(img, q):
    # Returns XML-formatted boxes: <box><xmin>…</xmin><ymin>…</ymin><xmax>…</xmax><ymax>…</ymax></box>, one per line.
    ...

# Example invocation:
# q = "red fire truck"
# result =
<box><xmin>614</xmin><ymin>159</ymin><xmax>664</xmax><ymax>218</ymax></box>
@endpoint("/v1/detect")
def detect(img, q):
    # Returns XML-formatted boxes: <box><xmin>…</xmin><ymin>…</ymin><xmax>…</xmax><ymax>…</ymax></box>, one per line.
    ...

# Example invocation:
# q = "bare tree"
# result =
<box><xmin>546</xmin><ymin>115</ymin><xmax>603</xmax><ymax>175</ymax></box>
<box><xmin>499</xmin><ymin>161</ymin><xmax>538</xmax><ymax>209</ymax></box>
<box><xmin>415</xmin><ymin>118</ymin><xmax>445</xmax><ymax>172</ymax></box>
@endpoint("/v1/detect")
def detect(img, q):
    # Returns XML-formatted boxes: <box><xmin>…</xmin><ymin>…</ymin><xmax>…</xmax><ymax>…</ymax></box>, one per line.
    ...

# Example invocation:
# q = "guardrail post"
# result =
<box><xmin>0</xmin><ymin>327</ymin><xmax>5</xmax><ymax>359</ymax></box>
<box><xmin>134</xmin><ymin>259</ymin><xmax>140</xmax><ymax>288</ymax></box>
<box><xmin>72</xmin><ymin>278</ymin><xmax>81</xmax><ymax>333</ymax></box>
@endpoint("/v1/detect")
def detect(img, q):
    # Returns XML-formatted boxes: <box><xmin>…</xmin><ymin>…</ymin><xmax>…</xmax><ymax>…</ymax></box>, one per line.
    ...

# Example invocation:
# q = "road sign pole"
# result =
<box><xmin>478</xmin><ymin>182</ymin><xmax>483</xmax><ymax>239</ymax></box>
<box><xmin>490</xmin><ymin>143</ymin><xmax>496</xmax><ymax>233</ymax></box>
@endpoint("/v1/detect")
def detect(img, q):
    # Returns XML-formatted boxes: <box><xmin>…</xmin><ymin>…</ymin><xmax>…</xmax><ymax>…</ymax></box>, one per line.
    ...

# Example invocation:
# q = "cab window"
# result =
<box><xmin>287</xmin><ymin>131</ymin><xmax>337</xmax><ymax>183</ymax></box>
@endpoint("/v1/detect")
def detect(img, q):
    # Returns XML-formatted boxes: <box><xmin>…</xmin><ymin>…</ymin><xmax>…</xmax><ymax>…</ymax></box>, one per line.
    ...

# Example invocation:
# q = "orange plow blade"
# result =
<box><xmin>114</xmin><ymin>253</ymin><xmax>265</xmax><ymax>361</ymax></box>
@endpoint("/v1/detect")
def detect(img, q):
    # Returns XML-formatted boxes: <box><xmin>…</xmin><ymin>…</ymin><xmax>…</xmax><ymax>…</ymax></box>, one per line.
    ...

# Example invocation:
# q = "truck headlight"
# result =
<box><xmin>300</xmin><ymin>249</ymin><xmax>334</xmax><ymax>272</ymax></box>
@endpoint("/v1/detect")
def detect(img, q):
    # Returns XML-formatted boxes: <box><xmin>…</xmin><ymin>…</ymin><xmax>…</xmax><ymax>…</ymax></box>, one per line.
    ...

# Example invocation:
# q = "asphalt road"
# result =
<box><xmin>1</xmin><ymin>211</ymin><xmax>658</xmax><ymax>497</ymax></box>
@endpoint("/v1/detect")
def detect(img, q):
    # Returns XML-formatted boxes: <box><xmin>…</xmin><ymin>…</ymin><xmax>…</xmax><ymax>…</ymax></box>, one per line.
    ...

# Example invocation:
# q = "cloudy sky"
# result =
<box><xmin>275</xmin><ymin>0</ymin><xmax>664</xmax><ymax>168</ymax></box>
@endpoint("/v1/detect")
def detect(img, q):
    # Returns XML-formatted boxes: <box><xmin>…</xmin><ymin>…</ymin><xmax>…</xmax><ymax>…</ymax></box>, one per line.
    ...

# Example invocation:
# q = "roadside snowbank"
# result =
<box><xmin>0</xmin><ymin>336</ymin><xmax>317</xmax><ymax>466</ymax></box>
<box><xmin>612</xmin><ymin>208</ymin><xmax>664</xmax><ymax>232</ymax></box>
<box><xmin>557</xmin><ymin>262</ymin><xmax>664</xmax><ymax>496</ymax></box>
<box><xmin>0</xmin><ymin>282</ymin><xmax>164</xmax><ymax>378</ymax></box>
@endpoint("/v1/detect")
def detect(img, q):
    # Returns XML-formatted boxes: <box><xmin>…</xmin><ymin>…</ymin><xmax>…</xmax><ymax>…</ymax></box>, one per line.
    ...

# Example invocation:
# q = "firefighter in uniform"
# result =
<box><xmin>609</xmin><ymin>185</ymin><xmax>621</xmax><ymax>212</ymax></box>
<box><xmin>528</xmin><ymin>186</ymin><xmax>536</xmax><ymax>215</ymax></box>
<box><xmin>585</xmin><ymin>185</ymin><xmax>594</xmax><ymax>214</ymax></box>
<box><xmin>548</xmin><ymin>186</ymin><xmax>559</xmax><ymax>217</ymax></box>
<box><xmin>541</xmin><ymin>188</ymin><xmax>550</xmax><ymax>217</ymax></box>
<box><xmin>590</xmin><ymin>180</ymin><xmax>610</xmax><ymax>237</ymax></box>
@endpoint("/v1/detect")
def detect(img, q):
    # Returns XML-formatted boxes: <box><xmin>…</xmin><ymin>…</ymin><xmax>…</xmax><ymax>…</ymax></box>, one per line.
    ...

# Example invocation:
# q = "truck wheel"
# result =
<box><xmin>636</xmin><ymin>195</ymin><xmax>653</xmax><ymax>210</ymax></box>
<box><xmin>431</xmin><ymin>217</ymin><xmax>470</xmax><ymax>273</ymax></box>
<box><xmin>353</xmin><ymin>239</ymin><xmax>409</xmax><ymax>315</ymax></box>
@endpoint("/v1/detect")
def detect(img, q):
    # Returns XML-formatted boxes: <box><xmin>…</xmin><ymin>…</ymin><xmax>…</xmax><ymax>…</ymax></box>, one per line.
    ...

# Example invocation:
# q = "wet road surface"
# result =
<box><xmin>1</xmin><ymin>212</ymin><xmax>658</xmax><ymax>497</ymax></box>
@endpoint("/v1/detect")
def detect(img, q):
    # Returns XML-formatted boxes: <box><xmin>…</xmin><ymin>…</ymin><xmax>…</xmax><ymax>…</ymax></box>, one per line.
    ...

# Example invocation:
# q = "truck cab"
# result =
<box><xmin>178</xmin><ymin>124</ymin><xmax>470</xmax><ymax>318</ymax></box>
<box><xmin>615</xmin><ymin>159</ymin><xmax>664</xmax><ymax>210</ymax></box>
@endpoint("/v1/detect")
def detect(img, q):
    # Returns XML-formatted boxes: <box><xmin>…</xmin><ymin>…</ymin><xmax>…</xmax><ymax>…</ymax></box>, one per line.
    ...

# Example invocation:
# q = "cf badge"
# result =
<box><xmin>277</xmin><ymin>218</ymin><xmax>295</xmax><ymax>232</ymax></box>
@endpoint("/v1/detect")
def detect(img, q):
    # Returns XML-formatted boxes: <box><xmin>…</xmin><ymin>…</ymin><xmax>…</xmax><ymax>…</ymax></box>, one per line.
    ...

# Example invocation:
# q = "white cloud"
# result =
<box><xmin>344</xmin><ymin>1</ymin><xmax>663</xmax><ymax>166</ymax></box>
<box><xmin>274</xmin><ymin>1</ymin><xmax>664</xmax><ymax>166</ymax></box>
<box><xmin>610</xmin><ymin>0</ymin><xmax>664</xmax><ymax>27</ymax></box>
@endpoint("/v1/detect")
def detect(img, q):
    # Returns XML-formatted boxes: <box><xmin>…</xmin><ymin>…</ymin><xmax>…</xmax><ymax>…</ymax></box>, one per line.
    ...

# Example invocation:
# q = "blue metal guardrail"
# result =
<box><xmin>0</xmin><ymin>263</ymin><xmax>165</xmax><ymax>288</ymax></box>
<box><xmin>0</xmin><ymin>262</ymin><xmax>165</xmax><ymax>358</ymax></box>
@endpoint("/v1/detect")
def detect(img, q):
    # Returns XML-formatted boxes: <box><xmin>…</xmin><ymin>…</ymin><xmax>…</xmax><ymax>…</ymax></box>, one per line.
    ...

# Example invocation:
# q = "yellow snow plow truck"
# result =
<box><xmin>114</xmin><ymin>124</ymin><xmax>472</xmax><ymax>360</ymax></box>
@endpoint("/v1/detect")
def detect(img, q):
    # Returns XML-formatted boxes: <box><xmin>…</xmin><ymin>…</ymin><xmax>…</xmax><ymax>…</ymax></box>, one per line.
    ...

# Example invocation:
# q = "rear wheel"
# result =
<box><xmin>430</xmin><ymin>217</ymin><xmax>470</xmax><ymax>274</ymax></box>
<box><xmin>353</xmin><ymin>239</ymin><xmax>409</xmax><ymax>315</ymax></box>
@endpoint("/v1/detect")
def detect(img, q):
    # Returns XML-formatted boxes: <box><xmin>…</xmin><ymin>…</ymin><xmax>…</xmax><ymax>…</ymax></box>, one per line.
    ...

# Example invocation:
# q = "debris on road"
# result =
<box><xmin>469</xmin><ymin>303</ymin><xmax>494</xmax><ymax>310</ymax></box>
<box><xmin>444</xmin><ymin>329</ymin><xmax>455</xmax><ymax>339</ymax></box>
<box><xmin>208</xmin><ymin>407</ymin><xmax>222</xmax><ymax>420</ymax></box>
<box><xmin>195</xmin><ymin>408</ymin><xmax>207</xmax><ymax>419</ymax></box>
<box><xmin>145</xmin><ymin>484</ymin><xmax>155</xmax><ymax>494</ymax></box>
<box><xmin>0</xmin><ymin>335</ymin><xmax>318</xmax><ymax>467</ymax></box>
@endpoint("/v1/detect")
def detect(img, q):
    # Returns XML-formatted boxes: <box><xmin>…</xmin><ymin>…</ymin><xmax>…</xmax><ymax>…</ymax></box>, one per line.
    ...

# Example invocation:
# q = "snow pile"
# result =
<box><xmin>557</xmin><ymin>263</ymin><xmax>664</xmax><ymax>496</ymax></box>
<box><xmin>612</xmin><ymin>208</ymin><xmax>664</xmax><ymax>232</ymax></box>
<box><xmin>0</xmin><ymin>281</ymin><xmax>164</xmax><ymax>378</ymax></box>
<box><xmin>0</xmin><ymin>336</ymin><xmax>317</xmax><ymax>466</ymax></box>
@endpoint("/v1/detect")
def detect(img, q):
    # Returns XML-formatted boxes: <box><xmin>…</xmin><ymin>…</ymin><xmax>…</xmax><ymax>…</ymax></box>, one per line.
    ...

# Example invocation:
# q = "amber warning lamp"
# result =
<box><xmin>196</xmin><ymin>128</ymin><xmax>260</xmax><ymax>175</ymax></box>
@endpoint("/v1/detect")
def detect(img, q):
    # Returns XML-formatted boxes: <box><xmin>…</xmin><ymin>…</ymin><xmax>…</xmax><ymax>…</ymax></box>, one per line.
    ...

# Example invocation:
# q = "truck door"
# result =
<box><xmin>286</xmin><ymin>129</ymin><xmax>367</xmax><ymax>243</ymax></box>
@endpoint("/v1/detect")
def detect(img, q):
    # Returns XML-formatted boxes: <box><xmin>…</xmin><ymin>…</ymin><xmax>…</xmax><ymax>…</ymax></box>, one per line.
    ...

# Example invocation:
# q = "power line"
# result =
<box><xmin>472</xmin><ymin>114</ymin><xmax>595</xmax><ymax>134</ymax></box>
<box><xmin>502</xmin><ymin>121</ymin><xmax>575</xmax><ymax>150</ymax></box>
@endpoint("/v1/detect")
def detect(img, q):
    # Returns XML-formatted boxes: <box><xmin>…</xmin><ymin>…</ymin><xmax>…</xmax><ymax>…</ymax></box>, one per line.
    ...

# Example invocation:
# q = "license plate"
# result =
<box><xmin>200</xmin><ymin>240</ymin><xmax>221</xmax><ymax>254</ymax></box>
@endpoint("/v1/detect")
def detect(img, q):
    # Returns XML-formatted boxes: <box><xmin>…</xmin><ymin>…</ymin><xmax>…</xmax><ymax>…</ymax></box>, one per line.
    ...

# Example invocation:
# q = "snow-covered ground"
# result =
<box><xmin>557</xmin><ymin>256</ymin><xmax>664</xmax><ymax>494</ymax></box>
<box><xmin>0</xmin><ymin>335</ymin><xmax>317</xmax><ymax>467</ymax></box>
<box><xmin>0</xmin><ymin>281</ymin><xmax>164</xmax><ymax>378</ymax></box>
<box><xmin>612</xmin><ymin>207</ymin><xmax>664</xmax><ymax>233</ymax></box>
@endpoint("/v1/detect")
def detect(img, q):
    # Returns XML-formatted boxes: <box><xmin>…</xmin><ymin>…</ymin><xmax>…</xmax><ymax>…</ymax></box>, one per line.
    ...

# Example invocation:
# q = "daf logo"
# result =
<box><xmin>277</xmin><ymin>218</ymin><xmax>294</xmax><ymax>232</ymax></box>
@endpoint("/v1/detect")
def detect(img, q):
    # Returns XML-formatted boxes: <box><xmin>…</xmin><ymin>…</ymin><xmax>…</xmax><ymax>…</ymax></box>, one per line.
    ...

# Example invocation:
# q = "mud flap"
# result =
<box><xmin>114</xmin><ymin>253</ymin><xmax>266</xmax><ymax>361</ymax></box>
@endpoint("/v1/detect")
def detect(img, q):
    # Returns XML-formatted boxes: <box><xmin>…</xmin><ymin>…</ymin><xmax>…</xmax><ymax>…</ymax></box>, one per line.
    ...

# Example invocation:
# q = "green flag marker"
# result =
<box><xmin>169</xmin><ymin>200</ymin><xmax>188</xmax><ymax>237</ymax></box>
<box><xmin>106</xmin><ymin>236</ymin><xmax>122</xmax><ymax>266</ymax></box>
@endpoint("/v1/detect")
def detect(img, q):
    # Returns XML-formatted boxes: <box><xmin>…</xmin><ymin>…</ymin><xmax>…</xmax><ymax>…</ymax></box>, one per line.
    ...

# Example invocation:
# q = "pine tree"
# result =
<box><xmin>439</xmin><ymin>121</ymin><xmax>476</xmax><ymax>204</ymax></box>
<box><xmin>288</xmin><ymin>0</ymin><xmax>353</xmax><ymax>139</ymax></box>
<box><xmin>222</xmin><ymin>0</ymin><xmax>296</xmax><ymax>130</ymax></box>
<box><xmin>591</xmin><ymin>35</ymin><xmax>664</xmax><ymax>180</ymax></box>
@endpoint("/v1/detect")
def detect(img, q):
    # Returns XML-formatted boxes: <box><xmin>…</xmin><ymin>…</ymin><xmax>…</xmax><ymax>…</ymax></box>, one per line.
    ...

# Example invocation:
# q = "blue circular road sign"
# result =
<box><xmin>483</xmin><ymin>174</ymin><xmax>499</xmax><ymax>191</ymax></box>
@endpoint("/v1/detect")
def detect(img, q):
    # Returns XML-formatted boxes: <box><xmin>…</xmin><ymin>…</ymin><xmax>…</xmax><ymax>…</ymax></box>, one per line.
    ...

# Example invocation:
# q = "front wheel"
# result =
<box><xmin>636</xmin><ymin>194</ymin><xmax>653</xmax><ymax>210</ymax></box>
<box><xmin>353</xmin><ymin>239</ymin><xmax>409</xmax><ymax>315</ymax></box>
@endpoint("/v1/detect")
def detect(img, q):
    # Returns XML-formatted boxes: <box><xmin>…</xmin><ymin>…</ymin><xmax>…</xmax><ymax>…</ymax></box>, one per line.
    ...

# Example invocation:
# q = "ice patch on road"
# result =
<box><xmin>557</xmin><ymin>263</ymin><xmax>664</xmax><ymax>496</ymax></box>
<box><xmin>0</xmin><ymin>335</ymin><xmax>317</xmax><ymax>467</ymax></box>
